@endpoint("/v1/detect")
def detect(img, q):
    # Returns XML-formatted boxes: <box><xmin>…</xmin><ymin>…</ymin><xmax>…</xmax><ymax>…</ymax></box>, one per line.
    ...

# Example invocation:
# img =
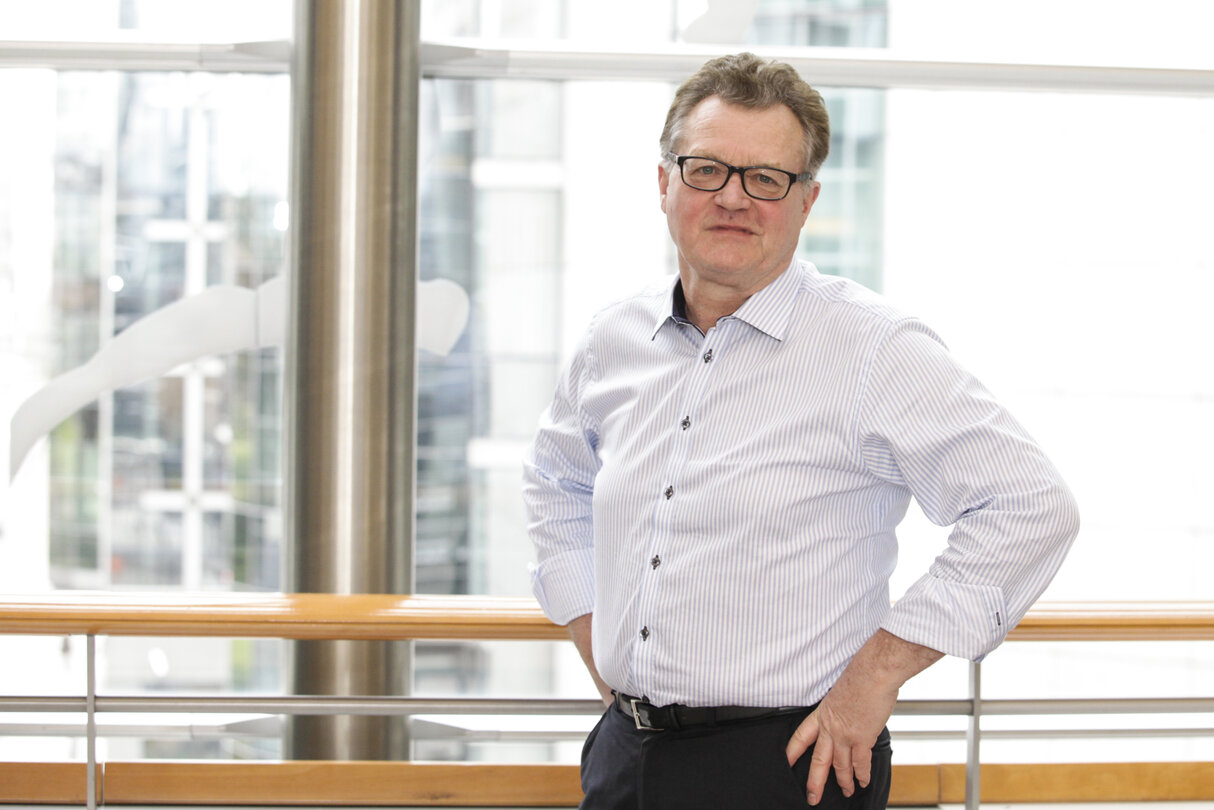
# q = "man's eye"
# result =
<box><xmin>694</xmin><ymin>164</ymin><xmax>720</xmax><ymax>176</ymax></box>
<box><xmin>752</xmin><ymin>171</ymin><xmax>780</xmax><ymax>185</ymax></box>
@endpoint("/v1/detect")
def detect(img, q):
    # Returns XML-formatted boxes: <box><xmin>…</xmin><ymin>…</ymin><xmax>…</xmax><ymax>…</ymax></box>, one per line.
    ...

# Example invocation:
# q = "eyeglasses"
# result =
<box><xmin>666</xmin><ymin>153</ymin><xmax>813</xmax><ymax>201</ymax></box>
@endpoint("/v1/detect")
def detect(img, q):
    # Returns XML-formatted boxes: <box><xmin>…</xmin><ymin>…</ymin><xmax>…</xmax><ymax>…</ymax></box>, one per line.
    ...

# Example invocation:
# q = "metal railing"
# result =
<box><xmin>1</xmin><ymin>594</ymin><xmax>1212</xmax><ymax>808</ymax></box>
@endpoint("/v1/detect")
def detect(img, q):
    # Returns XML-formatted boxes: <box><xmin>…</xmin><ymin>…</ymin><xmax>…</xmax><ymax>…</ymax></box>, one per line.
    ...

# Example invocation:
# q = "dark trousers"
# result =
<box><xmin>580</xmin><ymin>703</ymin><xmax>892</xmax><ymax>810</ymax></box>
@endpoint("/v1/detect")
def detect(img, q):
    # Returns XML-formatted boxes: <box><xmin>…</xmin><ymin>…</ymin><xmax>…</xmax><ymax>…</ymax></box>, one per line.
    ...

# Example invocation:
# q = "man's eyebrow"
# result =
<box><xmin>690</xmin><ymin>153</ymin><xmax>786</xmax><ymax>168</ymax></box>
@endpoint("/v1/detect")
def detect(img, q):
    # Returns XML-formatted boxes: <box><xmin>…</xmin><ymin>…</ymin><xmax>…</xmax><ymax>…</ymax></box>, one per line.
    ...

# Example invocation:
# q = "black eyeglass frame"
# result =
<box><xmin>666</xmin><ymin>152</ymin><xmax>814</xmax><ymax>201</ymax></box>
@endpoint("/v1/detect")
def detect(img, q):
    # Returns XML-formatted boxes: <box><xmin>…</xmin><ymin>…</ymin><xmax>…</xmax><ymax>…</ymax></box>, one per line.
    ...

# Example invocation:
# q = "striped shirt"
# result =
<box><xmin>524</xmin><ymin>260</ymin><xmax>1079</xmax><ymax>708</ymax></box>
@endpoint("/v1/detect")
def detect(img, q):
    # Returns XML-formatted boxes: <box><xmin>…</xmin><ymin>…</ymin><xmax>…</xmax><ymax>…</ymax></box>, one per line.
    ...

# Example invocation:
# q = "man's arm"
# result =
<box><xmin>568</xmin><ymin>613</ymin><xmax>614</xmax><ymax>707</ymax></box>
<box><xmin>523</xmin><ymin>327</ymin><xmax>601</xmax><ymax>640</ymax></box>
<box><xmin>858</xmin><ymin>320</ymin><xmax>1080</xmax><ymax>660</ymax></box>
<box><xmin>788</xmin><ymin>320</ymin><xmax>1077</xmax><ymax>806</ymax></box>
<box><xmin>785</xmin><ymin>629</ymin><xmax>942</xmax><ymax>805</ymax></box>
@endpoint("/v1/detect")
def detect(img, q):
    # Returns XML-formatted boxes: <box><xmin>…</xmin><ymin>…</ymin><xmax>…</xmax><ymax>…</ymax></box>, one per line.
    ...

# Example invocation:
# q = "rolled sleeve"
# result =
<box><xmin>881</xmin><ymin>575</ymin><xmax>1007</xmax><ymax>661</ymax></box>
<box><xmin>528</xmin><ymin>547</ymin><xmax>596</xmax><ymax>626</ymax></box>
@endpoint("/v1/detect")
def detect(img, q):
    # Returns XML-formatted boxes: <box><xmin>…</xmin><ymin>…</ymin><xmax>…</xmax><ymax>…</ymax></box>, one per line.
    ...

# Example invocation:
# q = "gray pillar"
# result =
<box><xmin>283</xmin><ymin>0</ymin><xmax>420</xmax><ymax>760</ymax></box>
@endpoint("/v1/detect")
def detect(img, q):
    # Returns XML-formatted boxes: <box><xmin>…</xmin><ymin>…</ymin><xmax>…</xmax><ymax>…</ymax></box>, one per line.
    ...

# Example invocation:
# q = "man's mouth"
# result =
<box><xmin>709</xmin><ymin>224</ymin><xmax>756</xmax><ymax>235</ymax></box>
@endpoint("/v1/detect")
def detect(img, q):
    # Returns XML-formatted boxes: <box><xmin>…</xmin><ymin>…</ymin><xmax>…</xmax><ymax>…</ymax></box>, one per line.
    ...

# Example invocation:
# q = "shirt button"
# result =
<box><xmin>702</xmin><ymin>348</ymin><xmax>713</xmax><ymax>363</ymax></box>
<box><xmin>640</xmin><ymin>626</ymin><xmax>650</xmax><ymax>641</ymax></box>
<box><xmin>664</xmin><ymin>486</ymin><xmax>674</xmax><ymax>499</ymax></box>
<box><xmin>680</xmin><ymin>416</ymin><xmax>691</xmax><ymax>430</ymax></box>
<box><xmin>650</xmin><ymin>555</ymin><xmax>661</xmax><ymax>569</ymax></box>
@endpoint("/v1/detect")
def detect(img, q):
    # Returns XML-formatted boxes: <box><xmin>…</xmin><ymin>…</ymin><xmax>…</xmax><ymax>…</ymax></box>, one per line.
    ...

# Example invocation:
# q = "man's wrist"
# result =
<box><xmin>847</xmin><ymin>628</ymin><xmax>944</xmax><ymax>691</ymax></box>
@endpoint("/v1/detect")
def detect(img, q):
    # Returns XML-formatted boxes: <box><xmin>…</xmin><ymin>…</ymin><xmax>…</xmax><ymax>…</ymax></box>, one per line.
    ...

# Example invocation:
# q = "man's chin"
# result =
<box><xmin>685</xmin><ymin>253</ymin><xmax>767</xmax><ymax>280</ymax></box>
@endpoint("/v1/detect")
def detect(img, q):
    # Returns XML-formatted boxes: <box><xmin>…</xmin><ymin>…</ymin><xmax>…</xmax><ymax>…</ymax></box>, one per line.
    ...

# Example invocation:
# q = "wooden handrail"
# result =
<box><xmin>0</xmin><ymin>593</ymin><xmax>565</xmax><ymax>640</ymax></box>
<box><xmin>3</xmin><ymin>760</ymin><xmax>1213</xmax><ymax>805</ymax></box>
<box><xmin>1007</xmin><ymin>601</ymin><xmax>1214</xmax><ymax>641</ymax></box>
<box><xmin>0</xmin><ymin>594</ymin><xmax>1211</xmax><ymax>641</ymax></box>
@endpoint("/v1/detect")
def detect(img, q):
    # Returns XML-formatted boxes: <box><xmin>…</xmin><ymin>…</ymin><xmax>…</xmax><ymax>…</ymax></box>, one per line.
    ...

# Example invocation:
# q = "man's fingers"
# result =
<box><xmin>793</xmin><ymin>703</ymin><xmax>884</xmax><ymax>805</ymax></box>
<box><xmin>805</xmin><ymin>739</ymin><xmax>878</xmax><ymax>804</ymax></box>
<box><xmin>785</xmin><ymin>714</ymin><xmax>820</xmax><ymax>766</ymax></box>
<box><xmin>806</xmin><ymin>735</ymin><xmax>833</xmax><ymax>806</ymax></box>
<box><xmin>832</xmin><ymin>749</ymin><xmax>855</xmax><ymax>798</ymax></box>
<box><xmin>851</xmin><ymin>745</ymin><xmax>873</xmax><ymax>789</ymax></box>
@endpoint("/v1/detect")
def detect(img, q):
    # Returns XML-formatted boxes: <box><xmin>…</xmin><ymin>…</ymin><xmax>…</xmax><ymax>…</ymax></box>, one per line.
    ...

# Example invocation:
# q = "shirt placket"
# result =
<box><xmin>630</xmin><ymin>320</ymin><xmax>729</xmax><ymax>696</ymax></box>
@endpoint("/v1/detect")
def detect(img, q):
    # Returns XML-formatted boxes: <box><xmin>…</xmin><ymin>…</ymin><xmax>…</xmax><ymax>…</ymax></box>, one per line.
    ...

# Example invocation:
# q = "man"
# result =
<box><xmin>524</xmin><ymin>53</ymin><xmax>1078</xmax><ymax>809</ymax></box>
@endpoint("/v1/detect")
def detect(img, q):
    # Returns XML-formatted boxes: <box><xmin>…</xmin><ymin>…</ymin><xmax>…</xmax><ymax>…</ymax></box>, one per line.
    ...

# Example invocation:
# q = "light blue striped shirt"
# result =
<box><xmin>524</xmin><ymin>260</ymin><xmax>1079</xmax><ymax>708</ymax></box>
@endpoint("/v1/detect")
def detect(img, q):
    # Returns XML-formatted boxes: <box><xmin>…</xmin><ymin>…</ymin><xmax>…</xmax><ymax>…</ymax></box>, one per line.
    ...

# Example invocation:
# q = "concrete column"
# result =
<box><xmin>283</xmin><ymin>0</ymin><xmax>420</xmax><ymax>760</ymax></box>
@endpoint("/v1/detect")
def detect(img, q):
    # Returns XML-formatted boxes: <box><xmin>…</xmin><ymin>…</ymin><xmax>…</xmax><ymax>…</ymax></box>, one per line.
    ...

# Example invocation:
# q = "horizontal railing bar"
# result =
<box><xmin>435</xmin><ymin>727</ymin><xmax>1214</xmax><ymax>743</ymax></box>
<box><xmin>3</xmin><ymin>695</ymin><xmax>1210</xmax><ymax>718</ymax></box>
<box><xmin>0</xmin><ymin>722</ymin><xmax>273</xmax><ymax>738</ymax></box>
<box><xmin>0</xmin><ymin>697</ymin><xmax>86</xmax><ymax>712</ymax></box>
<box><xmin>91</xmin><ymin>696</ymin><xmax>609</xmax><ymax>716</ymax></box>
<box><xmin>1</xmin><ymin>594</ymin><xmax>1211</xmax><ymax>641</ymax></box>
<box><xmin>982</xmin><ymin>697</ymin><xmax>1214</xmax><ymax>715</ymax></box>
<box><xmin>895</xmin><ymin>700</ymin><xmax>972</xmax><ymax>716</ymax></box>
<box><xmin>899</xmin><ymin>727</ymin><xmax>1214</xmax><ymax>740</ymax></box>
<box><xmin>0</xmin><ymin>696</ymin><xmax>966</xmax><ymax>716</ymax></box>
<box><xmin>3</xmin><ymin>721</ymin><xmax>1210</xmax><ymax>743</ymax></box>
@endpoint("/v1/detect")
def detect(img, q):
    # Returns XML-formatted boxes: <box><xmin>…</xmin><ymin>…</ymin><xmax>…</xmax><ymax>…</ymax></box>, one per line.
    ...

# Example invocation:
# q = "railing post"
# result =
<box><xmin>86</xmin><ymin>634</ymin><xmax>97</xmax><ymax>810</ymax></box>
<box><xmin>966</xmin><ymin>660</ymin><xmax>981</xmax><ymax>810</ymax></box>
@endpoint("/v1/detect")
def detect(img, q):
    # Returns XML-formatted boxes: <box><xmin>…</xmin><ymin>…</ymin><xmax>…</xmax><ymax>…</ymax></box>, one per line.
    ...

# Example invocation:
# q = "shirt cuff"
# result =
<box><xmin>881</xmin><ymin>573</ymin><xmax>1008</xmax><ymax>662</ymax></box>
<box><xmin>529</xmin><ymin>547</ymin><xmax>595</xmax><ymax>626</ymax></box>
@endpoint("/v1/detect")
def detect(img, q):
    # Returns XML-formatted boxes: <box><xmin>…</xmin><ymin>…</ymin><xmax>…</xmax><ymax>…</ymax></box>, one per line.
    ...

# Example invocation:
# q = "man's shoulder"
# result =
<box><xmin>601</xmin><ymin>275</ymin><xmax>675</xmax><ymax>312</ymax></box>
<box><xmin>586</xmin><ymin>275</ymin><xmax>674</xmax><ymax>330</ymax></box>
<box><xmin>561</xmin><ymin>275</ymin><xmax>675</xmax><ymax>370</ymax></box>
<box><xmin>792</xmin><ymin>264</ymin><xmax>948</xmax><ymax>357</ymax></box>
<box><xmin>795</xmin><ymin>263</ymin><xmax>908</xmax><ymax>328</ymax></box>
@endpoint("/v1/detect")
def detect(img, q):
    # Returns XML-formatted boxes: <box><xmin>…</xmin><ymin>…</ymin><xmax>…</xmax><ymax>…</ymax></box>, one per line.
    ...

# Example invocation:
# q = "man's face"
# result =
<box><xmin>659</xmin><ymin>96</ymin><xmax>819</xmax><ymax>298</ymax></box>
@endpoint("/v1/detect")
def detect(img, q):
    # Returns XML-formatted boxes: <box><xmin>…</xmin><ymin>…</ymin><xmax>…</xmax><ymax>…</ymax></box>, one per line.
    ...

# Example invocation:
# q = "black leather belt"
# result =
<box><xmin>614</xmin><ymin>692</ymin><xmax>806</xmax><ymax>732</ymax></box>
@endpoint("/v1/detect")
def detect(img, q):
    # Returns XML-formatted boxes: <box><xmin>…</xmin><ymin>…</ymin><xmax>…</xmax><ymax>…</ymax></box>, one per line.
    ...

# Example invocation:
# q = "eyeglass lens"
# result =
<box><xmin>680</xmin><ymin>157</ymin><xmax>792</xmax><ymax>200</ymax></box>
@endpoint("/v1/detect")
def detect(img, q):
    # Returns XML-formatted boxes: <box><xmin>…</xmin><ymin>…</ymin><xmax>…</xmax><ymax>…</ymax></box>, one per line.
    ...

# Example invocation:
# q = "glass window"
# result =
<box><xmin>409</xmin><ymin>1</ymin><xmax>1214</xmax><ymax>767</ymax></box>
<box><xmin>882</xmin><ymin>87</ymin><xmax>1214</xmax><ymax>604</ymax></box>
<box><xmin>476</xmin><ymin>82</ymin><xmax>563</xmax><ymax>160</ymax></box>
<box><xmin>20</xmin><ymin>69</ymin><xmax>289</xmax><ymax>593</ymax></box>
<box><xmin>1</xmin><ymin>1</ymin><xmax>290</xmax><ymax>762</ymax></box>
<box><xmin>3</xmin><ymin>0</ymin><xmax>1213</xmax><ymax>770</ymax></box>
<box><xmin>0</xmin><ymin>0</ymin><xmax>292</xmax><ymax>40</ymax></box>
<box><xmin>886</xmin><ymin>0</ymin><xmax>1214</xmax><ymax>68</ymax></box>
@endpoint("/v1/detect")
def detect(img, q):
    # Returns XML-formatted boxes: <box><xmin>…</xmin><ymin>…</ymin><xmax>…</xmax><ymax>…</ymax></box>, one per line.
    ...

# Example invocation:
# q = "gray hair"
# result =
<box><xmin>660</xmin><ymin>52</ymin><xmax>831</xmax><ymax>177</ymax></box>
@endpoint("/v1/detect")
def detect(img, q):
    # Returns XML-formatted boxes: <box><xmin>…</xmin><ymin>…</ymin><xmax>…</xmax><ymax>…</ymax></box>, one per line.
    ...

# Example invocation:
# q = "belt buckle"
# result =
<box><xmin>630</xmin><ymin>698</ymin><xmax>662</xmax><ymax>732</ymax></box>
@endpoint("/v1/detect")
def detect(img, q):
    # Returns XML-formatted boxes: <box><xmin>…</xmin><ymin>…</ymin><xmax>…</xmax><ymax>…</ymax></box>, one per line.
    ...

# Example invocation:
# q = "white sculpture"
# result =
<box><xmin>8</xmin><ymin>274</ymin><xmax>470</xmax><ymax>480</ymax></box>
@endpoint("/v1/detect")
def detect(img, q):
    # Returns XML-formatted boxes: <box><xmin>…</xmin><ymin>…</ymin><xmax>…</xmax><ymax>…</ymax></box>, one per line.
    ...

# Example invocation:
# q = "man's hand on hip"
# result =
<box><xmin>567</xmin><ymin>613</ymin><xmax>614</xmax><ymax>707</ymax></box>
<box><xmin>785</xmin><ymin>629</ymin><xmax>943</xmax><ymax>805</ymax></box>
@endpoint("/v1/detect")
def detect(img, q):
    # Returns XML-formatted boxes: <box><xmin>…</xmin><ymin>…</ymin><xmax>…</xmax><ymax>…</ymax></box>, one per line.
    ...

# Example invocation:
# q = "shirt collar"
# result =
<box><xmin>650</xmin><ymin>259</ymin><xmax>805</xmax><ymax>341</ymax></box>
<box><xmin>649</xmin><ymin>277</ymin><xmax>690</xmax><ymax>339</ymax></box>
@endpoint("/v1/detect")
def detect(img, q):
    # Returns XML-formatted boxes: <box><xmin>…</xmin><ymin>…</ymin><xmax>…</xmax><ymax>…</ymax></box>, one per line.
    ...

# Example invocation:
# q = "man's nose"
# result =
<box><xmin>714</xmin><ymin>171</ymin><xmax>751</xmax><ymax>208</ymax></box>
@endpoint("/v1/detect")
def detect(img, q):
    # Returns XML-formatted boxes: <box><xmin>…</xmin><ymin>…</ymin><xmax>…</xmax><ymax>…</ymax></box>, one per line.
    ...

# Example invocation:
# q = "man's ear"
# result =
<box><xmin>801</xmin><ymin>180</ymin><xmax>820</xmax><ymax>221</ymax></box>
<box><xmin>658</xmin><ymin>163</ymin><xmax>671</xmax><ymax>214</ymax></box>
